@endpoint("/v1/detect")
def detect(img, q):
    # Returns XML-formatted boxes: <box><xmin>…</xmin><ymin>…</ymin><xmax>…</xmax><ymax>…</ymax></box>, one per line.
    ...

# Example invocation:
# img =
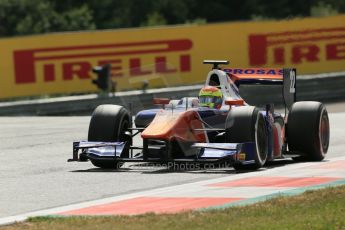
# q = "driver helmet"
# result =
<box><xmin>198</xmin><ymin>86</ymin><xmax>223</xmax><ymax>109</ymax></box>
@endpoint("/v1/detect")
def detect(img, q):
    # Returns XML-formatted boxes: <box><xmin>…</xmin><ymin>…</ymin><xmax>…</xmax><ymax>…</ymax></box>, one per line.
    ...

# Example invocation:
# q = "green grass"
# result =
<box><xmin>2</xmin><ymin>185</ymin><xmax>345</xmax><ymax>230</ymax></box>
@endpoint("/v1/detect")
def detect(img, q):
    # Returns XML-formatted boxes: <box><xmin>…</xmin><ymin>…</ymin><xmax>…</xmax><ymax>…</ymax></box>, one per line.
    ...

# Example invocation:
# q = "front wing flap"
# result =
<box><xmin>70</xmin><ymin>141</ymin><xmax>126</xmax><ymax>161</ymax></box>
<box><xmin>192</xmin><ymin>142</ymin><xmax>256</xmax><ymax>164</ymax></box>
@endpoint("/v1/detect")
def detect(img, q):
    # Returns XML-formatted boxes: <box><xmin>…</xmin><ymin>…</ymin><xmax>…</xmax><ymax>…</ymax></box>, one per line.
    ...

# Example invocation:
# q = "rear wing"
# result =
<box><xmin>224</xmin><ymin>68</ymin><xmax>296</xmax><ymax>109</ymax></box>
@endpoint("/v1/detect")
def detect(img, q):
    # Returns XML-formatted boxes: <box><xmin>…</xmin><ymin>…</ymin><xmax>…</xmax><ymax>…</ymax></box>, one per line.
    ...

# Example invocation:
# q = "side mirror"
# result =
<box><xmin>225</xmin><ymin>99</ymin><xmax>244</xmax><ymax>106</ymax></box>
<box><xmin>191</xmin><ymin>98</ymin><xmax>199</xmax><ymax>108</ymax></box>
<box><xmin>153</xmin><ymin>98</ymin><xmax>170</xmax><ymax>109</ymax></box>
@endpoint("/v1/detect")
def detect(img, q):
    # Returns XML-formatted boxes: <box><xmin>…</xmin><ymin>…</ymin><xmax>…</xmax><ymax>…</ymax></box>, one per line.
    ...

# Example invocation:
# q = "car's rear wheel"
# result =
<box><xmin>225</xmin><ymin>106</ymin><xmax>268</xmax><ymax>170</ymax></box>
<box><xmin>88</xmin><ymin>104</ymin><xmax>131</xmax><ymax>169</ymax></box>
<box><xmin>287</xmin><ymin>101</ymin><xmax>329</xmax><ymax>161</ymax></box>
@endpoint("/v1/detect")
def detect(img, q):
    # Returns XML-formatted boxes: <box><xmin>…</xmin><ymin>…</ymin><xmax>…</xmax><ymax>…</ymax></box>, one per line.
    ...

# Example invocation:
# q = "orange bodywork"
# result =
<box><xmin>141</xmin><ymin>109</ymin><xmax>207</xmax><ymax>142</ymax></box>
<box><xmin>153</xmin><ymin>98</ymin><xmax>170</xmax><ymax>105</ymax></box>
<box><xmin>225</xmin><ymin>99</ymin><xmax>245</xmax><ymax>106</ymax></box>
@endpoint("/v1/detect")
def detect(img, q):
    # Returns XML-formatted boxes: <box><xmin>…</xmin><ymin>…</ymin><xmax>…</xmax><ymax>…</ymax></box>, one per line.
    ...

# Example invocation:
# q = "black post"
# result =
<box><xmin>92</xmin><ymin>64</ymin><xmax>111</xmax><ymax>92</ymax></box>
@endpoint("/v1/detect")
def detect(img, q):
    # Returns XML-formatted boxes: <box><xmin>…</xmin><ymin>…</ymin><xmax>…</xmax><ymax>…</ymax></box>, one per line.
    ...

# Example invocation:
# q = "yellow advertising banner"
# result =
<box><xmin>0</xmin><ymin>15</ymin><xmax>344</xmax><ymax>99</ymax></box>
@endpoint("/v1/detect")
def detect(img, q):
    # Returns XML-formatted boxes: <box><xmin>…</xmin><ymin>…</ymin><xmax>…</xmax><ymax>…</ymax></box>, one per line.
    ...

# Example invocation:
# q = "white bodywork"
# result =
<box><xmin>205</xmin><ymin>69</ymin><xmax>245</xmax><ymax>108</ymax></box>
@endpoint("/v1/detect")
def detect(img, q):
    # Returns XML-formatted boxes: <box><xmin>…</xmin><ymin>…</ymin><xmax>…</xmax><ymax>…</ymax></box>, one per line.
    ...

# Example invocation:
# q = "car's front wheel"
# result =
<box><xmin>225</xmin><ymin>106</ymin><xmax>268</xmax><ymax>170</ymax></box>
<box><xmin>88</xmin><ymin>104</ymin><xmax>131</xmax><ymax>169</ymax></box>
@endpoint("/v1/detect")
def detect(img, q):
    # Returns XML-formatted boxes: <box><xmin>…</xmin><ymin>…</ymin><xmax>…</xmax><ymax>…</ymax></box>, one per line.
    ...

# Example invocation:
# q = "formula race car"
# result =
<box><xmin>69</xmin><ymin>60</ymin><xmax>330</xmax><ymax>170</ymax></box>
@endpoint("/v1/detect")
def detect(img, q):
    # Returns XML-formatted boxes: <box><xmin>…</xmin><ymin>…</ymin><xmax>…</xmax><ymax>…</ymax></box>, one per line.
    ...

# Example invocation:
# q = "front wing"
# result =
<box><xmin>69</xmin><ymin>141</ymin><xmax>256</xmax><ymax>165</ymax></box>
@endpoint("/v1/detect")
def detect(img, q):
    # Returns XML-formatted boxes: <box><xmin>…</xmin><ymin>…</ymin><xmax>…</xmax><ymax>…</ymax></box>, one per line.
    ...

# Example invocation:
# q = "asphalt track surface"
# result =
<box><xmin>0</xmin><ymin>102</ymin><xmax>344</xmax><ymax>218</ymax></box>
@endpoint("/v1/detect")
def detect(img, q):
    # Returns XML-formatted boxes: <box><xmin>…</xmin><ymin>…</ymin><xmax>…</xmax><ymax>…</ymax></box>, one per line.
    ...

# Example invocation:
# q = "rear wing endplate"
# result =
<box><xmin>283</xmin><ymin>68</ymin><xmax>296</xmax><ymax>110</ymax></box>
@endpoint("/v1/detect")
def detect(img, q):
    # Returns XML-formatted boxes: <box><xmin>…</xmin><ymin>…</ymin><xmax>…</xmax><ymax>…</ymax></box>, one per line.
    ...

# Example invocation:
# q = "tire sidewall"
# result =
<box><xmin>254</xmin><ymin>112</ymin><xmax>268</xmax><ymax>167</ymax></box>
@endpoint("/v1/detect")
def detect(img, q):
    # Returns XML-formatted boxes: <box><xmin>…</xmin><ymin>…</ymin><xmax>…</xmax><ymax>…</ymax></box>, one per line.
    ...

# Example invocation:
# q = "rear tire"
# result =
<box><xmin>225</xmin><ymin>106</ymin><xmax>268</xmax><ymax>170</ymax></box>
<box><xmin>88</xmin><ymin>105</ymin><xmax>131</xmax><ymax>169</ymax></box>
<box><xmin>287</xmin><ymin>101</ymin><xmax>329</xmax><ymax>161</ymax></box>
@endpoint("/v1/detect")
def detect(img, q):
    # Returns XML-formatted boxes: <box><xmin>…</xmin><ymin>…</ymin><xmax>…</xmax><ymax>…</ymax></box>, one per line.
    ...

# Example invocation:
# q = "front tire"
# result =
<box><xmin>88</xmin><ymin>105</ymin><xmax>131</xmax><ymax>169</ymax></box>
<box><xmin>287</xmin><ymin>101</ymin><xmax>329</xmax><ymax>161</ymax></box>
<box><xmin>226</xmin><ymin>106</ymin><xmax>268</xmax><ymax>170</ymax></box>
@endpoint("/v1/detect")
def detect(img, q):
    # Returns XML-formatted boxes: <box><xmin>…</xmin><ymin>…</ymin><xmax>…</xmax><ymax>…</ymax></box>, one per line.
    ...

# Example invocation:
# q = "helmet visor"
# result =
<box><xmin>199</xmin><ymin>96</ymin><xmax>222</xmax><ymax>108</ymax></box>
<box><xmin>199</xmin><ymin>96</ymin><xmax>214</xmax><ymax>104</ymax></box>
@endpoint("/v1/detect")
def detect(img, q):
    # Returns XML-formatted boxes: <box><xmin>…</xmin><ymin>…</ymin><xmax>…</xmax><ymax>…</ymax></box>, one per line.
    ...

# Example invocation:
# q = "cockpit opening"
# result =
<box><xmin>209</xmin><ymin>74</ymin><xmax>220</xmax><ymax>87</ymax></box>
